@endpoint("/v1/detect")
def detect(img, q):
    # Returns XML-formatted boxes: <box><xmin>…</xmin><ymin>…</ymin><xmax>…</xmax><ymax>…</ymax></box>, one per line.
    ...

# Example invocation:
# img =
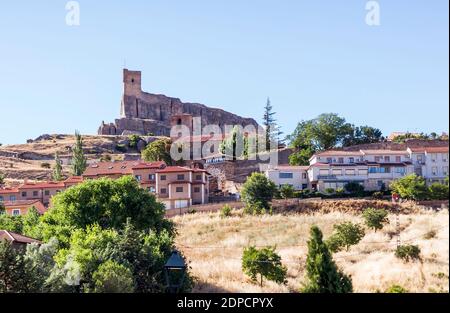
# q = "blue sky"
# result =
<box><xmin>0</xmin><ymin>0</ymin><xmax>448</xmax><ymax>145</ymax></box>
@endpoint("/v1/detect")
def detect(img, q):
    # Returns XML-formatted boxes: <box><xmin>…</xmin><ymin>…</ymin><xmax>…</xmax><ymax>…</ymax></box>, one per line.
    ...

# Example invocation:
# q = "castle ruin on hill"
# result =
<box><xmin>98</xmin><ymin>69</ymin><xmax>259</xmax><ymax>136</ymax></box>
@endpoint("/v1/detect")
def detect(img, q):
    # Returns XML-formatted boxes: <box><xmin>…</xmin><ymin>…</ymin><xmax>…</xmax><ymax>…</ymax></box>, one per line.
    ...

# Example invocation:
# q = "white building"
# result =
<box><xmin>264</xmin><ymin>145</ymin><xmax>448</xmax><ymax>193</ymax></box>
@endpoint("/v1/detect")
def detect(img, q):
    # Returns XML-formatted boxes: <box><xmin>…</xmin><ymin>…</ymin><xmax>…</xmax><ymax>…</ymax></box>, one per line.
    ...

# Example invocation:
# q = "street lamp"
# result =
<box><xmin>164</xmin><ymin>250</ymin><xmax>186</xmax><ymax>293</ymax></box>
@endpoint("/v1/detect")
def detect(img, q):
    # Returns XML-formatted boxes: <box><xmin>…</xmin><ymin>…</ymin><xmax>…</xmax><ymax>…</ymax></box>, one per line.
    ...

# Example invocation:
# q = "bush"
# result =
<box><xmin>100</xmin><ymin>154</ymin><xmax>112</xmax><ymax>162</ymax></box>
<box><xmin>115</xmin><ymin>144</ymin><xmax>127</xmax><ymax>153</ymax></box>
<box><xmin>344</xmin><ymin>182</ymin><xmax>364</xmax><ymax>196</ymax></box>
<box><xmin>241</xmin><ymin>173</ymin><xmax>277</xmax><ymax>212</ymax></box>
<box><xmin>386</xmin><ymin>284</ymin><xmax>408</xmax><ymax>293</ymax></box>
<box><xmin>326</xmin><ymin>222</ymin><xmax>365</xmax><ymax>252</ymax></box>
<box><xmin>279</xmin><ymin>184</ymin><xmax>295</xmax><ymax>199</ymax></box>
<box><xmin>428</xmin><ymin>183</ymin><xmax>449</xmax><ymax>200</ymax></box>
<box><xmin>324</xmin><ymin>188</ymin><xmax>335</xmax><ymax>195</ymax></box>
<box><xmin>371</xmin><ymin>191</ymin><xmax>385</xmax><ymax>200</ymax></box>
<box><xmin>423</xmin><ymin>230</ymin><xmax>437</xmax><ymax>240</ymax></box>
<box><xmin>362</xmin><ymin>208</ymin><xmax>389</xmax><ymax>232</ymax></box>
<box><xmin>242</xmin><ymin>246</ymin><xmax>287</xmax><ymax>287</ymax></box>
<box><xmin>390</xmin><ymin>174</ymin><xmax>428</xmax><ymax>200</ymax></box>
<box><xmin>92</xmin><ymin>260</ymin><xmax>134</xmax><ymax>293</ymax></box>
<box><xmin>335</xmin><ymin>188</ymin><xmax>346</xmax><ymax>197</ymax></box>
<box><xmin>41</xmin><ymin>162</ymin><xmax>51</xmax><ymax>169</ymax></box>
<box><xmin>395</xmin><ymin>245</ymin><xmax>421</xmax><ymax>262</ymax></box>
<box><xmin>220</xmin><ymin>204</ymin><xmax>232</xmax><ymax>218</ymax></box>
<box><xmin>128</xmin><ymin>135</ymin><xmax>142</xmax><ymax>149</ymax></box>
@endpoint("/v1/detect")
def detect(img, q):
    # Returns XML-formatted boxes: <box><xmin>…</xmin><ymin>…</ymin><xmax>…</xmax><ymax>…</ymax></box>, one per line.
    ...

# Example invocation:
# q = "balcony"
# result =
<box><xmin>317</xmin><ymin>175</ymin><xmax>337</xmax><ymax>180</ymax></box>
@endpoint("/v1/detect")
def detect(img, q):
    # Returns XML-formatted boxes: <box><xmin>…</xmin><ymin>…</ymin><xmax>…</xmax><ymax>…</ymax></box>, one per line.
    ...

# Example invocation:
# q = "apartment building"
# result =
<box><xmin>265</xmin><ymin>166</ymin><xmax>309</xmax><ymax>190</ymax></box>
<box><xmin>155</xmin><ymin>166</ymin><xmax>209</xmax><ymax>209</ymax></box>
<box><xmin>264</xmin><ymin>145</ymin><xmax>448</xmax><ymax>192</ymax></box>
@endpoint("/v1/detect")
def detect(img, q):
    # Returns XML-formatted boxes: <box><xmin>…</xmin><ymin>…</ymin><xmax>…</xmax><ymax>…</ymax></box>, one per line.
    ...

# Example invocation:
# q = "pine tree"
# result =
<box><xmin>71</xmin><ymin>131</ymin><xmax>87</xmax><ymax>176</ymax></box>
<box><xmin>302</xmin><ymin>226</ymin><xmax>353</xmax><ymax>293</ymax></box>
<box><xmin>262</xmin><ymin>98</ymin><xmax>282</xmax><ymax>151</ymax></box>
<box><xmin>53</xmin><ymin>152</ymin><xmax>63</xmax><ymax>181</ymax></box>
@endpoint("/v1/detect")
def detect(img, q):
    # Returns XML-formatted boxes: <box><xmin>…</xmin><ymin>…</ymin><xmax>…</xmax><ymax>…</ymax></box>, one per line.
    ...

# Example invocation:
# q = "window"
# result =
<box><xmin>194</xmin><ymin>187</ymin><xmax>200</xmax><ymax>193</ymax></box>
<box><xmin>160</xmin><ymin>175</ymin><xmax>166</xmax><ymax>181</ymax></box>
<box><xmin>396</xmin><ymin>156</ymin><xmax>401</xmax><ymax>162</ymax></box>
<box><xmin>302</xmin><ymin>184</ymin><xmax>308</xmax><ymax>189</ymax></box>
<box><xmin>443</xmin><ymin>166</ymin><xmax>448</xmax><ymax>176</ymax></box>
<box><xmin>432</xmin><ymin>166</ymin><xmax>438</xmax><ymax>176</ymax></box>
<box><xmin>135</xmin><ymin>175</ymin><xmax>142</xmax><ymax>182</ymax></box>
<box><xmin>279</xmin><ymin>172</ymin><xmax>293</xmax><ymax>179</ymax></box>
<box><xmin>12</xmin><ymin>209</ymin><xmax>20</xmax><ymax>216</ymax></box>
<box><xmin>177</xmin><ymin>174</ymin><xmax>185</xmax><ymax>181</ymax></box>
<box><xmin>9</xmin><ymin>195</ymin><xmax>16</xmax><ymax>202</ymax></box>
<box><xmin>326</xmin><ymin>157</ymin><xmax>332</xmax><ymax>163</ymax></box>
<box><xmin>319</xmin><ymin>169</ymin><xmax>329</xmax><ymax>176</ymax></box>
<box><xmin>377</xmin><ymin>180</ymin><xmax>384</xmax><ymax>187</ymax></box>
<box><xmin>44</xmin><ymin>190</ymin><xmax>50</xmax><ymax>196</ymax></box>
<box><xmin>33</xmin><ymin>191</ymin><xmax>38</xmax><ymax>197</ymax></box>
<box><xmin>176</xmin><ymin>187</ymin><xmax>184</xmax><ymax>193</ymax></box>
<box><xmin>0</xmin><ymin>196</ymin><xmax>3</xmax><ymax>202</ymax></box>
<box><xmin>431</xmin><ymin>154</ymin><xmax>437</xmax><ymax>162</ymax></box>
<box><xmin>375</xmin><ymin>156</ymin><xmax>381</xmax><ymax>162</ymax></box>
<box><xmin>149</xmin><ymin>186</ymin><xmax>156</xmax><ymax>193</ymax></box>
<box><xmin>443</xmin><ymin>154</ymin><xmax>448</xmax><ymax>162</ymax></box>
<box><xmin>149</xmin><ymin>174</ymin><xmax>155</xmax><ymax>181</ymax></box>
<box><xmin>302</xmin><ymin>173</ymin><xmax>307</xmax><ymax>179</ymax></box>
<box><xmin>195</xmin><ymin>175</ymin><xmax>202</xmax><ymax>180</ymax></box>
<box><xmin>338</xmin><ymin>158</ymin><xmax>344</xmax><ymax>164</ymax></box>
<box><xmin>345</xmin><ymin>169</ymin><xmax>355</xmax><ymax>176</ymax></box>
<box><xmin>160</xmin><ymin>188</ymin><xmax>167</xmax><ymax>194</ymax></box>
<box><xmin>396</xmin><ymin>167</ymin><xmax>406</xmax><ymax>174</ymax></box>
<box><xmin>332</xmin><ymin>169</ymin><xmax>342</xmax><ymax>176</ymax></box>
<box><xmin>21</xmin><ymin>191</ymin><xmax>27</xmax><ymax>197</ymax></box>
<box><xmin>369</xmin><ymin>167</ymin><xmax>377</xmax><ymax>173</ymax></box>
<box><xmin>349</xmin><ymin>157</ymin><xmax>354</xmax><ymax>163</ymax></box>
<box><xmin>384</xmin><ymin>156</ymin><xmax>390</xmax><ymax>162</ymax></box>
<box><xmin>358</xmin><ymin>169</ymin><xmax>368</xmax><ymax>175</ymax></box>
<box><xmin>417</xmin><ymin>155</ymin><xmax>423</xmax><ymax>161</ymax></box>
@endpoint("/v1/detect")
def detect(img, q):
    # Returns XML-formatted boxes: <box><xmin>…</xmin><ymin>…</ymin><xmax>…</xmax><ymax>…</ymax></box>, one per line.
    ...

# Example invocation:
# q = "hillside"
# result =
<box><xmin>173</xmin><ymin>205</ymin><xmax>449</xmax><ymax>293</ymax></box>
<box><xmin>0</xmin><ymin>134</ymin><xmax>164</xmax><ymax>182</ymax></box>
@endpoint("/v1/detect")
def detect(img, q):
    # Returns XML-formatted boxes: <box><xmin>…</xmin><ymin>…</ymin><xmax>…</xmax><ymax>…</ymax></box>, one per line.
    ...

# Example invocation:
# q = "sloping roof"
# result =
<box><xmin>83</xmin><ymin>161</ymin><xmax>166</xmax><ymax>177</ymax></box>
<box><xmin>156</xmin><ymin>166</ymin><xmax>194</xmax><ymax>173</ymax></box>
<box><xmin>271</xmin><ymin>165</ymin><xmax>309</xmax><ymax>171</ymax></box>
<box><xmin>19</xmin><ymin>182</ymin><xmax>65</xmax><ymax>190</ymax></box>
<box><xmin>315</xmin><ymin>150</ymin><xmax>364</xmax><ymax>157</ymax></box>
<box><xmin>64</xmin><ymin>176</ymin><xmax>84</xmax><ymax>184</ymax></box>
<box><xmin>361</xmin><ymin>149</ymin><xmax>408</xmax><ymax>155</ymax></box>
<box><xmin>2</xmin><ymin>200</ymin><xmax>47</xmax><ymax>214</ymax></box>
<box><xmin>408</xmin><ymin>146</ymin><xmax>449</xmax><ymax>153</ymax></box>
<box><xmin>0</xmin><ymin>230</ymin><xmax>41</xmax><ymax>244</ymax></box>
<box><xmin>0</xmin><ymin>187</ymin><xmax>19</xmax><ymax>195</ymax></box>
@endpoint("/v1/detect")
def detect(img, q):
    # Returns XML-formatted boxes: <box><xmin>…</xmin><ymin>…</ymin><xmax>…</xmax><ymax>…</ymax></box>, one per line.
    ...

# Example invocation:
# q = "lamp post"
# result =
<box><xmin>164</xmin><ymin>250</ymin><xmax>187</xmax><ymax>293</ymax></box>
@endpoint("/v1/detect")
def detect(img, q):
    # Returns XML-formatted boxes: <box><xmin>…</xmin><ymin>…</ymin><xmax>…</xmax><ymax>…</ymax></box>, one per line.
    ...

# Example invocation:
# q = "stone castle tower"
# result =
<box><xmin>98</xmin><ymin>69</ymin><xmax>259</xmax><ymax>136</ymax></box>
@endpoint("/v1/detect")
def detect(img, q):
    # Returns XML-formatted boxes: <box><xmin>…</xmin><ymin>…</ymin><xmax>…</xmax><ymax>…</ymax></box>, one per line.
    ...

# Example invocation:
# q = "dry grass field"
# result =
<box><xmin>173</xmin><ymin>207</ymin><xmax>449</xmax><ymax>293</ymax></box>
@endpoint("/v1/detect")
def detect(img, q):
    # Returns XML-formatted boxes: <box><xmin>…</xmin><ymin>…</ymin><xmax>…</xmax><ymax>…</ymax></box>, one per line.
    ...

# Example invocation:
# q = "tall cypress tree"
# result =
<box><xmin>262</xmin><ymin>98</ymin><xmax>282</xmax><ymax>151</ymax></box>
<box><xmin>302</xmin><ymin>226</ymin><xmax>353</xmax><ymax>293</ymax></box>
<box><xmin>71</xmin><ymin>131</ymin><xmax>87</xmax><ymax>176</ymax></box>
<box><xmin>53</xmin><ymin>152</ymin><xmax>63</xmax><ymax>181</ymax></box>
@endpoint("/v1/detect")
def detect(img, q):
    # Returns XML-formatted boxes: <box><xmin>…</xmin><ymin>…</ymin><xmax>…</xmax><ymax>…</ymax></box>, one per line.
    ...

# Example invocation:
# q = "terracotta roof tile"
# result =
<box><xmin>0</xmin><ymin>230</ymin><xmax>41</xmax><ymax>244</ymax></box>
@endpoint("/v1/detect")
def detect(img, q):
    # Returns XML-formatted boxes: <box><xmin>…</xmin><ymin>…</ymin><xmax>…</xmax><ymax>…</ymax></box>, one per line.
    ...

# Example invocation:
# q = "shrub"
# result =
<box><xmin>220</xmin><ymin>204</ymin><xmax>232</xmax><ymax>218</ymax></box>
<box><xmin>386</xmin><ymin>284</ymin><xmax>408</xmax><ymax>293</ymax></box>
<box><xmin>100</xmin><ymin>154</ymin><xmax>112</xmax><ymax>162</ymax></box>
<box><xmin>335</xmin><ymin>188</ymin><xmax>346</xmax><ymax>197</ymax></box>
<box><xmin>423</xmin><ymin>230</ymin><xmax>437</xmax><ymax>240</ymax></box>
<box><xmin>242</xmin><ymin>246</ymin><xmax>287</xmax><ymax>287</ymax></box>
<box><xmin>371</xmin><ymin>191</ymin><xmax>385</xmax><ymax>200</ymax></box>
<box><xmin>390</xmin><ymin>174</ymin><xmax>428</xmax><ymax>200</ymax></box>
<box><xmin>41</xmin><ymin>162</ymin><xmax>51</xmax><ymax>169</ymax></box>
<box><xmin>362</xmin><ymin>208</ymin><xmax>389</xmax><ymax>232</ymax></box>
<box><xmin>92</xmin><ymin>260</ymin><xmax>134</xmax><ymax>293</ymax></box>
<box><xmin>395</xmin><ymin>245</ymin><xmax>421</xmax><ymax>262</ymax></box>
<box><xmin>326</xmin><ymin>222</ymin><xmax>365</xmax><ymax>252</ymax></box>
<box><xmin>115</xmin><ymin>144</ymin><xmax>127</xmax><ymax>153</ymax></box>
<box><xmin>324</xmin><ymin>188</ymin><xmax>335</xmax><ymax>195</ymax></box>
<box><xmin>302</xmin><ymin>226</ymin><xmax>353</xmax><ymax>293</ymax></box>
<box><xmin>344</xmin><ymin>182</ymin><xmax>364</xmax><ymax>196</ymax></box>
<box><xmin>428</xmin><ymin>183</ymin><xmax>449</xmax><ymax>200</ymax></box>
<box><xmin>279</xmin><ymin>184</ymin><xmax>295</xmax><ymax>199</ymax></box>
<box><xmin>128</xmin><ymin>135</ymin><xmax>142</xmax><ymax>149</ymax></box>
<box><xmin>241</xmin><ymin>173</ymin><xmax>277</xmax><ymax>212</ymax></box>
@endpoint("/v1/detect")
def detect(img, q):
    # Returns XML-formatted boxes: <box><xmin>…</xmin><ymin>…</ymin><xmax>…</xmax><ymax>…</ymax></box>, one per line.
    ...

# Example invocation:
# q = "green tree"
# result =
<box><xmin>395</xmin><ymin>245</ymin><xmax>421</xmax><ymax>262</ymax></box>
<box><xmin>326</xmin><ymin>222</ymin><xmax>365</xmax><ymax>252</ymax></box>
<box><xmin>241</xmin><ymin>172</ymin><xmax>277</xmax><ymax>214</ymax></box>
<box><xmin>128</xmin><ymin>134</ymin><xmax>142</xmax><ymax>149</ymax></box>
<box><xmin>53</xmin><ymin>152</ymin><xmax>63</xmax><ymax>181</ymax></box>
<box><xmin>242</xmin><ymin>246</ymin><xmax>287</xmax><ymax>287</ymax></box>
<box><xmin>0</xmin><ymin>214</ymin><xmax>23</xmax><ymax>233</ymax></box>
<box><xmin>344</xmin><ymin>181</ymin><xmax>365</xmax><ymax>196</ymax></box>
<box><xmin>71</xmin><ymin>131</ymin><xmax>87</xmax><ymax>176</ymax></box>
<box><xmin>390</xmin><ymin>174</ymin><xmax>428</xmax><ymax>200</ymax></box>
<box><xmin>428</xmin><ymin>183</ymin><xmax>449</xmax><ymax>200</ymax></box>
<box><xmin>0</xmin><ymin>240</ymin><xmax>30</xmax><ymax>292</ymax></box>
<box><xmin>0</xmin><ymin>172</ymin><xmax>5</xmax><ymax>185</ymax></box>
<box><xmin>342</xmin><ymin>126</ymin><xmax>383</xmax><ymax>147</ymax></box>
<box><xmin>301</xmin><ymin>226</ymin><xmax>353</xmax><ymax>293</ymax></box>
<box><xmin>262</xmin><ymin>98</ymin><xmax>282</xmax><ymax>151</ymax></box>
<box><xmin>362</xmin><ymin>208</ymin><xmax>389</xmax><ymax>232</ymax></box>
<box><xmin>220</xmin><ymin>126</ymin><xmax>245</xmax><ymax>161</ymax></box>
<box><xmin>279</xmin><ymin>184</ymin><xmax>295</xmax><ymax>199</ymax></box>
<box><xmin>40</xmin><ymin>176</ymin><xmax>171</xmax><ymax>247</ymax></box>
<box><xmin>92</xmin><ymin>260</ymin><xmax>134</xmax><ymax>293</ymax></box>
<box><xmin>141</xmin><ymin>138</ymin><xmax>172</xmax><ymax>165</ymax></box>
<box><xmin>22</xmin><ymin>206</ymin><xmax>43</xmax><ymax>239</ymax></box>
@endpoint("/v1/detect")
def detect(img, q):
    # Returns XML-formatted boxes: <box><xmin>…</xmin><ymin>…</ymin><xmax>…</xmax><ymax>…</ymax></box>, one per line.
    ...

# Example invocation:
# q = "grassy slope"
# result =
<box><xmin>173</xmin><ymin>209</ymin><xmax>449</xmax><ymax>293</ymax></box>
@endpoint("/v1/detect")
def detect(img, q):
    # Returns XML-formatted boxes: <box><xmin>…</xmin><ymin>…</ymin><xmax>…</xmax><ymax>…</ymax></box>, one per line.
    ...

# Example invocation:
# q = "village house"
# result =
<box><xmin>1</xmin><ymin>199</ymin><xmax>47</xmax><ymax>216</ymax></box>
<box><xmin>0</xmin><ymin>230</ymin><xmax>41</xmax><ymax>248</ymax></box>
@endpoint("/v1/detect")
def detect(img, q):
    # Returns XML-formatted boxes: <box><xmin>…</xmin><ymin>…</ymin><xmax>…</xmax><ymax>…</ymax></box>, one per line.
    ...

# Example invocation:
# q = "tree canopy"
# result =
<box><xmin>141</xmin><ymin>138</ymin><xmax>173</xmax><ymax>165</ymax></box>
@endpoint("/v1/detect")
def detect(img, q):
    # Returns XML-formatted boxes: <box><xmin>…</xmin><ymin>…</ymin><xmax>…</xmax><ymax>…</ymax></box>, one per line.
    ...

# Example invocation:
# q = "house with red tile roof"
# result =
<box><xmin>0</xmin><ymin>230</ymin><xmax>41</xmax><ymax>248</ymax></box>
<box><xmin>1</xmin><ymin>199</ymin><xmax>47</xmax><ymax>216</ymax></box>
